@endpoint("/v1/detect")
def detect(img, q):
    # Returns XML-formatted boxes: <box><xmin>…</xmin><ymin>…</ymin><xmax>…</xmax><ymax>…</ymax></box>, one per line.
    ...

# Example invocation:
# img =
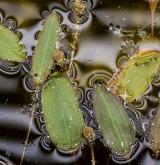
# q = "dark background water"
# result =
<box><xmin>0</xmin><ymin>0</ymin><xmax>160</xmax><ymax>164</ymax></box>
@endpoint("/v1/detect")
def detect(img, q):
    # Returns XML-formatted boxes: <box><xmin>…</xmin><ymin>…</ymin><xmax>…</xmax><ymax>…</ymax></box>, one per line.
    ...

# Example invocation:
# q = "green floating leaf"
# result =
<box><xmin>41</xmin><ymin>75</ymin><xmax>84</xmax><ymax>152</ymax></box>
<box><xmin>150</xmin><ymin>110</ymin><xmax>160</xmax><ymax>156</ymax></box>
<box><xmin>32</xmin><ymin>13</ymin><xmax>60</xmax><ymax>85</ymax></box>
<box><xmin>109</xmin><ymin>50</ymin><xmax>160</xmax><ymax>102</ymax></box>
<box><xmin>0</xmin><ymin>24</ymin><xmax>26</xmax><ymax>62</ymax></box>
<box><xmin>93</xmin><ymin>86</ymin><xmax>135</xmax><ymax>156</ymax></box>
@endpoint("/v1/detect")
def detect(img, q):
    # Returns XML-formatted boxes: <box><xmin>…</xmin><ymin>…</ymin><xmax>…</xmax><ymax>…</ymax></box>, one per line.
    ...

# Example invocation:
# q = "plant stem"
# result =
<box><xmin>90</xmin><ymin>143</ymin><xmax>96</xmax><ymax>165</ymax></box>
<box><xmin>151</xmin><ymin>11</ymin><xmax>155</xmax><ymax>37</ymax></box>
<box><xmin>106</xmin><ymin>154</ymin><xmax>111</xmax><ymax>165</ymax></box>
<box><xmin>149</xmin><ymin>0</ymin><xmax>159</xmax><ymax>36</ymax></box>
<box><xmin>19</xmin><ymin>87</ymin><xmax>39</xmax><ymax>165</ymax></box>
<box><xmin>68</xmin><ymin>0</ymin><xmax>86</xmax><ymax>75</ymax></box>
<box><xmin>68</xmin><ymin>30</ymin><xmax>79</xmax><ymax>76</ymax></box>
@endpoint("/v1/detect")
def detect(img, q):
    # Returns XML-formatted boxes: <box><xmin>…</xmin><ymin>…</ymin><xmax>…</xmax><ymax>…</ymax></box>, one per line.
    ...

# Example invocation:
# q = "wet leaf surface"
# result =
<box><xmin>0</xmin><ymin>23</ymin><xmax>26</xmax><ymax>62</ymax></box>
<box><xmin>110</xmin><ymin>50</ymin><xmax>160</xmax><ymax>102</ymax></box>
<box><xmin>93</xmin><ymin>86</ymin><xmax>135</xmax><ymax>156</ymax></box>
<box><xmin>150</xmin><ymin>109</ymin><xmax>160</xmax><ymax>156</ymax></box>
<box><xmin>32</xmin><ymin>13</ymin><xmax>60</xmax><ymax>85</ymax></box>
<box><xmin>41</xmin><ymin>75</ymin><xmax>84</xmax><ymax>152</ymax></box>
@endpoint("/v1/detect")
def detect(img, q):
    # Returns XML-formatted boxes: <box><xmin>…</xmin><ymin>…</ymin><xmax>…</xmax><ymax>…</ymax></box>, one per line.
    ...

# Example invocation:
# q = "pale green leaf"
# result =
<box><xmin>0</xmin><ymin>24</ymin><xmax>26</xmax><ymax>62</ymax></box>
<box><xmin>150</xmin><ymin>110</ymin><xmax>160</xmax><ymax>156</ymax></box>
<box><xmin>32</xmin><ymin>13</ymin><xmax>60</xmax><ymax>85</ymax></box>
<box><xmin>109</xmin><ymin>50</ymin><xmax>160</xmax><ymax>102</ymax></box>
<box><xmin>41</xmin><ymin>75</ymin><xmax>84</xmax><ymax>152</ymax></box>
<box><xmin>93</xmin><ymin>86</ymin><xmax>135</xmax><ymax>156</ymax></box>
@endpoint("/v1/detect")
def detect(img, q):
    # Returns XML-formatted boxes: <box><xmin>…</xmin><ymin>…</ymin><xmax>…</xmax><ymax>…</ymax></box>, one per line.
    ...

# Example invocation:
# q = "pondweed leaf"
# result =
<box><xmin>0</xmin><ymin>24</ymin><xmax>26</xmax><ymax>62</ymax></box>
<box><xmin>32</xmin><ymin>13</ymin><xmax>60</xmax><ymax>85</ymax></box>
<box><xmin>150</xmin><ymin>109</ymin><xmax>160</xmax><ymax>156</ymax></box>
<box><xmin>109</xmin><ymin>50</ymin><xmax>160</xmax><ymax>102</ymax></box>
<box><xmin>41</xmin><ymin>75</ymin><xmax>84</xmax><ymax>152</ymax></box>
<box><xmin>93</xmin><ymin>86</ymin><xmax>135</xmax><ymax>156</ymax></box>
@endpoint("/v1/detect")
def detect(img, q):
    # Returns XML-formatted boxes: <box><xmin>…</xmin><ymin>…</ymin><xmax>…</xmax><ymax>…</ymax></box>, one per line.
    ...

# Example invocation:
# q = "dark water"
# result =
<box><xmin>0</xmin><ymin>0</ymin><xmax>160</xmax><ymax>164</ymax></box>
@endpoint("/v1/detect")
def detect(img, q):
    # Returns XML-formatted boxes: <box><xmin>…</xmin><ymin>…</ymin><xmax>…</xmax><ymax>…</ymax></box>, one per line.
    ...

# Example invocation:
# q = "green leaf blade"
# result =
<box><xmin>110</xmin><ymin>50</ymin><xmax>160</xmax><ymax>102</ymax></box>
<box><xmin>0</xmin><ymin>24</ymin><xmax>26</xmax><ymax>62</ymax></box>
<box><xmin>32</xmin><ymin>13</ymin><xmax>60</xmax><ymax>85</ymax></box>
<box><xmin>150</xmin><ymin>110</ymin><xmax>160</xmax><ymax>156</ymax></box>
<box><xmin>93</xmin><ymin>86</ymin><xmax>135</xmax><ymax>156</ymax></box>
<box><xmin>41</xmin><ymin>76</ymin><xmax>84</xmax><ymax>152</ymax></box>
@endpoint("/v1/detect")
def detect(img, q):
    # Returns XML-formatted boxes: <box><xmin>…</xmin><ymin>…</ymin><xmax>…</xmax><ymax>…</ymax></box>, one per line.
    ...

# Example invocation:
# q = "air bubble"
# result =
<box><xmin>42</xmin><ymin>11</ymin><xmax>50</xmax><ymax>20</ymax></box>
<box><xmin>126</xmin><ymin>97</ymin><xmax>148</xmax><ymax>111</ymax></box>
<box><xmin>21</xmin><ymin>56</ymin><xmax>32</xmax><ymax>73</ymax></box>
<box><xmin>15</xmin><ymin>31</ymin><xmax>23</xmax><ymax>40</ymax></box>
<box><xmin>152</xmin><ymin>74</ymin><xmax>160</xmax><ymax>86</ymax></box>
<box><xmin>112</xmin><ymin>141</ymin><xmax>139</xmax><ymax>164</ymax></box>
<box><xmin>23</xmin><ymin>74</ymin><xmax>36</xmax><ymax>93</ymax></box>
<box><xmin>40</xmin><ymin>135</ymin><xmax>53</xmax><ymax>152</ymax></box>
<box><xmin>51</xmin><ymin>11</ymin><xmax>63</xmax><ymax>24</ymax></box>
<box><xmin>3</xmin><ymin>17</ymin><xmax>18</xmax><ymax>32</ymax></box>
<box><xmin>67</xmin><ymin>0</ymin><xmax>91</xmax><ymax>24</ymax></box>
<box><xmin>59</xmin><ymin>39</ymin><xmax>72</xmax><ymax>60</ymax></box>
<box><xmin>116</xmin><ymin>54</ymin><xmax>129</xmax><ymax>68</ymax></box>
<box><xmin>80</xmin><ymin>105</ymin><xmax>92</xmax><ymax>124</ymax></box>
<box><xmin>68</xmin><ymin>10</ymin><xmax>90</xmax><ymax>24</ymax></box>
<box><xmin>67</xmin><ymin>0</ymin><xmax>92</xmax><ymax>10</ymax></box>
<box><xmin>76</xmin><ymin>87</ymin><xmax>84</xmax><ymax>102</ymax></box>
<box><xmin>86</xmin><ymin>89</ymin><xmax>92</xmax><ymax>101</ymax></box>
<box><xmin>34</xmin><ymin>31</ymin><xmax>41</xmax><ymax>40</ymax></box>
<box><xmin>121</xmin><ymin>39</ymin><xmax>139</xmax><ymax>57</ymax></box>
<box><xmin>0</xmin><ymin>60</ymin><xmax>21</xmax><ymax>75</ymax></box>
<box><xmin>88</xmin><ymin>72</ymin><xmax>112</xmax><ymax>88</ymax></box>
<box><xmin>68</xmin><ymin>62</ymin><xmax>77</xmax><ymax>81</ymax></box>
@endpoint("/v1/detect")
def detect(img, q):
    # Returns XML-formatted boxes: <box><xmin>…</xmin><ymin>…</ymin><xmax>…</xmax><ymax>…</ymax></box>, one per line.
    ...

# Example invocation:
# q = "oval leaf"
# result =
<box><xmin>32</xmin><ymin>13</ymin><xmax>60</xmax><ymax>85</ymax></box>
<box><xmin>0</xmin><ymin>24</ymin><xmax>26</xmax><ymax>62</ymax></box>
<box><xmin>93</xmin><ymin>86</ymin><xmax>135</xmax><ymax>156</ymax></box>
<box><xmin>150</xmin><ymin>110</ymin><xmax>160</xmax><ymax>156</ymax></box>
<box><xmin>41</xmin><ymin>75</ymin><xmax>84</xmax><ymax>152</ymax></box>
<box><xmin>109</xmin><ymin>50</ymin><xmax>160</xmax><ymax>102</ymax></box>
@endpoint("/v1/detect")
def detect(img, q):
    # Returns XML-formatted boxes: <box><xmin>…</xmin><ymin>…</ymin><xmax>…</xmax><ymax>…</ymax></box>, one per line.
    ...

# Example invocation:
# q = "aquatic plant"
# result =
<box><xmin>149</xmin><ymin>0</ymin><xmax>159</xmax><ymax>36</ymax></box>
<box><xmin>93</xmin><ymin>86</ymin><xmax>135</xmax><ymax>156</ymax></box>
<box><xmin>109</xmin><ymin>50</ymin><xmax>160</xmax><ymax>102</ymax></box>
<box><xmin>150</xmin><ymin>109</ymin><xmax>160</xmax><ymax>156</ymax></box>
<box><xmin>42</xmin><ymin>74</ymin><xmax>84</xmax><ymax>152</ymax></box>
<box><xmin>0</xmin><ymin>13</ymin><xmax>86</xmax><ymax>164</ymax></box>
<box><xmin>1</xmin><ymin>1</ymin><xmax>160</xmax><ymax>164</ymax></box>
<box><xmin>32</xmin><ymin>13</ymin><xmax>60</xmax><ymax>85</ymax></box>
<box><xmin>0</xmin><ymin>23</ymin><xmax>26</xmax><ymax>62</ymax></box>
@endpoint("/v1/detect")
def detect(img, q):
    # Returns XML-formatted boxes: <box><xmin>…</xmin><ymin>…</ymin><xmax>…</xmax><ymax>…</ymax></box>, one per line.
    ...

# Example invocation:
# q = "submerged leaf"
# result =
<box><xmin>150</xmin><ymin>110</ymin><xmax>160</xmax><ymax>156</ymax></box>
<box><xmin>93</xmin><ymin>86</ymin><xmax>135</xmax><ymax>156</ymax></box>
<box><xmin>41</xmin><ymin>75</ymin><xmax>84</xmax><ymax>152</ymax></box>
<box><xmin>0</xmin><ymin>24</ymin><xmax>26</xmax><ymax>62</ymax></box>
<box><xmin>32</xmin><ymin>13</ymin><xmax>60</xmax><ymax>85</ymax></box>
<box><xmin>109</xmin><ymin>50</ymin><xmax>160</xmax><ymax>102</ymax></box>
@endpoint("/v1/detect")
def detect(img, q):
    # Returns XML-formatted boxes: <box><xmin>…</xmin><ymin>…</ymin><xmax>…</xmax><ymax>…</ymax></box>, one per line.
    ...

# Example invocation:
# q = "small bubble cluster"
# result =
<box><xmin>67</xmin><ymin>0</ymin><xmax>91</xmax><ymax>24</ymax></box>
<box><xmin>3</xmin><ymin>17</ymin><xmax>18</xmax><ymax>32</ymax></box>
